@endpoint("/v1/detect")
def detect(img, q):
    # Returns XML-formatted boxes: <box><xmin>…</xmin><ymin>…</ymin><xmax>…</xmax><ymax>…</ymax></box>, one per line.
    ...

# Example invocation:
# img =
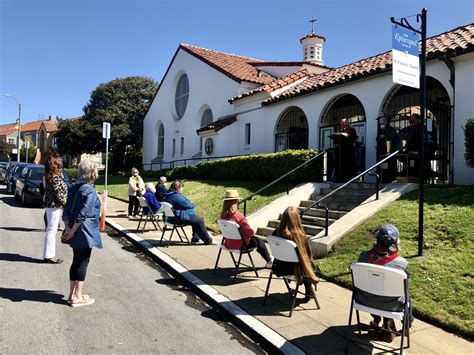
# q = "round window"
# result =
<box><xmin>175</xmin><ymin>74</ymin><xmax>189</xmax><ymax>119</ymax></box>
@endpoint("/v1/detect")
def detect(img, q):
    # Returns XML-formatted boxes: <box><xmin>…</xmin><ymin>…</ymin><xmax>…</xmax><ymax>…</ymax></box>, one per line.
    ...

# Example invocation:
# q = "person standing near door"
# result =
<box><xmin>333</xmin><ymin>118</ymin><xmax>358</xmax><ymax>182</ymax></box>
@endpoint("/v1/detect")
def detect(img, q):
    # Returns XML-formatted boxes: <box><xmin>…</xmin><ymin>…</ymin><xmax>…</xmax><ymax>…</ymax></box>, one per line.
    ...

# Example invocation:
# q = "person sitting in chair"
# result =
<box><xmin>273</xmin><ymin>206</ymin><xmax>320</xmax><ymax>302</ymax></box>
<box><xmin>219</xmin><ymin>190</ymin><xmax>273</xmax><ymax>267</ymax></box>
<box><xmin>143</xmin><ymin>183</ymin><xmax>163</xmax><ymax>215</ymax></box>
<box><xmin>164</xmin><ymin>180</ymin><xmax>217</xmax><ymax>245</ymax></box>
<box><xmin>357</xmin><ymin>224</ymin><xmax>414</xmax><ymax>342</ymax></box>
<box><xmin>155</xmin><ymin>176</ymin><xmax>168</xmax><ymax>201</ymax></box>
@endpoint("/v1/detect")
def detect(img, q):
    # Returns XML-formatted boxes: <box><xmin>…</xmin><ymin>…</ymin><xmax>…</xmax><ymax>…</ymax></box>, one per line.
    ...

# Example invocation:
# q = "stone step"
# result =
<box><xmin>318</xmin><ymin>188</ymin><xmax>377</xmax><ymax>197</ymax></box>
<box><xmin>300</xmin><ymin>199</ymin><xmax>358</xmax><ymax>212</ymax></box>
<box><xmin>267</xmin><ymin>220</ymin><xmax>324</xmax><ymax>236</ymax></box>
<box><xmin>297</xmin><ymin>206</ymin><xmax>347</xmax><ymax>220</ymax></box>
<box><xmin>310</xmin><ymin>193</ymin><xmax>374</xmax><ymax>204</ymax></box>
<box><xmin>328</xmin><ymin>182</ymin><xmax>381</xmax><ymax>190</ymax></box>
<box><xmin>276</xmin><ymin>213</ymin><xmax>335</xmax><ymax>227</ymax></box>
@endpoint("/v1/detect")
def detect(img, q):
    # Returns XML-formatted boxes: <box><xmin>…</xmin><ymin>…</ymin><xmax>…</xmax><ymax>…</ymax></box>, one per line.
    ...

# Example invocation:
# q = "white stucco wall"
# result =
<box><xmin>453</xmin><ymin>53</ymin><xmax>474</xmax><ymax>184</ymax></box>
<box><xmin>143</xmin><ymin>49</ymin><xmax>249</xmax><ymax>165</ymax></box>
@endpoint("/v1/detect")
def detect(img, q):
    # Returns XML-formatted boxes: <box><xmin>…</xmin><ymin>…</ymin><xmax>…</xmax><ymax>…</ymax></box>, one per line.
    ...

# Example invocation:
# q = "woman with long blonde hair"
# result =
<box><xmin>274</xmin><ymin>206</ymin><xmax>319</xmax><ymax>301</ymax></box>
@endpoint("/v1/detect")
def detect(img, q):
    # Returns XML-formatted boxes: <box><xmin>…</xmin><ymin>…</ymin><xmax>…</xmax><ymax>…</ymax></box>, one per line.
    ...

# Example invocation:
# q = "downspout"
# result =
<box><xmin>440</xmin><ymin>53</ymin><xmax>455</xmax><ymax>184</ymax></box>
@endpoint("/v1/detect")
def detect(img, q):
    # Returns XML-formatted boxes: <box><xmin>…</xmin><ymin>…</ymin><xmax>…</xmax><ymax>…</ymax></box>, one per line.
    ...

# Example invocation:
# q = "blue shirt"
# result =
<box><xmin>163</xmin><ymin>190</ymin><xmax>196</xmax><ymax>220</ymax></box>
<box><xmin>63</xmin><ymin>183</ymin><xmax>103</xmax><ymax>249</ymax></box>
<box><xmin>143</xmin><ymin>190</ymin><xmax>161</xmax><ymax>214</ymax></box>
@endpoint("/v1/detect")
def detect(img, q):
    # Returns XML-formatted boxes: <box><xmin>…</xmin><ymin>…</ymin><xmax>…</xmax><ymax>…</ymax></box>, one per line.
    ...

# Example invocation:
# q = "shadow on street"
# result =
<box><xmin>0</xmin><ymin>287</ymin><xmax>66</xmax><ymax>304</ymax></box>
<box><xmin>0</xmin><ymin>227</ymin><xmax>45</xmax><ymax>232</ymax></box>
<box><xmin>0</xmin><ymin>253</ymin><xmax>45</xmax><ymax>263</ymax></box>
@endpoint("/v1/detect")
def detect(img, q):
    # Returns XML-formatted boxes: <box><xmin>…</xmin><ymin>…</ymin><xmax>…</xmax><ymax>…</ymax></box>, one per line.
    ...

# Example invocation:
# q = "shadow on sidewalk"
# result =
<box><xmin>0</xmin><ymin>287</ymin><xmax>66</xmax><ymax>305</ymax></box>
<box><xmin>0</xmin><ymin>253</ymin><xmax>45</xmax><ymax>263</ymax></box>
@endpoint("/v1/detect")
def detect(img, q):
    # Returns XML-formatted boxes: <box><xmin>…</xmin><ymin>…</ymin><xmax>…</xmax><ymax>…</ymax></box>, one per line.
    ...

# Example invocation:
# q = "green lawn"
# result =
<box><xmin>317</xmin><ymin>186</ymin><xmax>474</xmax><ymax>339</ymax></box>
<box><xmin>96</xmin><ymin>175</ymin><xmax>294</xmax><ymax>232</ymax></box>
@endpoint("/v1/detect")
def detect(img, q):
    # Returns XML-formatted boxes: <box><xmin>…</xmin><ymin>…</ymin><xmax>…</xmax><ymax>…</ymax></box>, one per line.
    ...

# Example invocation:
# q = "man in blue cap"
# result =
<box><xmin>357</xmin><ymin>224</ymin><xmax>414</xmax><ymax>342</ymax></box>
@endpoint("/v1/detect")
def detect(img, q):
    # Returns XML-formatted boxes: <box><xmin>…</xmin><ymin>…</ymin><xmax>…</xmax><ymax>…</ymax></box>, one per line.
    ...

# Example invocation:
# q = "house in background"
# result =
<box><xmin>0</xmin><ymin>123</ymin><xmax>19</xmax><ymax>160</ymax></box>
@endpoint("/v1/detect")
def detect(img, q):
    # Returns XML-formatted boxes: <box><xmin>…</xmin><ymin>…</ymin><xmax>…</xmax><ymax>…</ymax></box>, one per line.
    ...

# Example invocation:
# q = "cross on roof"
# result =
<box><xmin>310</xmin><ymin>17</ymin><xmax>317</xmax><ymax>33</ymax></box>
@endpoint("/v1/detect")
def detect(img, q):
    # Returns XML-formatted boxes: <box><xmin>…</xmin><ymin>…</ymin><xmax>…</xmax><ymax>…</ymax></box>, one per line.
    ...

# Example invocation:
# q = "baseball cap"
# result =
<box><xmin>376</xmin><ymin>224</ymin><xmax>400</xmax><ymax>250</ymax></box>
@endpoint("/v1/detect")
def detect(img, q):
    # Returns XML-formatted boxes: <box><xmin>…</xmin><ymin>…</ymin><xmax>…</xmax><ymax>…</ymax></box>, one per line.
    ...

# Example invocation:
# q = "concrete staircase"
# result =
<box><xmin>255</xmin><ymin>182</ymin><xmax>379</xmax><ymax>239</ymax></box>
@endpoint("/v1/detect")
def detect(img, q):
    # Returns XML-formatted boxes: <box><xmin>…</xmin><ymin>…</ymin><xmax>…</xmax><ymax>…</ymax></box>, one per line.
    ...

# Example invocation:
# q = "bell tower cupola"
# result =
<box><xmin>300</xmin><ymin>17</ymin><xmax>326</xmax><ymax>66</ymax></box>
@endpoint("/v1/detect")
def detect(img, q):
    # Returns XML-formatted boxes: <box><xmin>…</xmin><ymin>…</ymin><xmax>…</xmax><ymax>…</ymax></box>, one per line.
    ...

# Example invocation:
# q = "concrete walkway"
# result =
<box><xmin>105</xmin><ymin>197</ymin><xmax>472</xmax><ymax>354</ymax></box>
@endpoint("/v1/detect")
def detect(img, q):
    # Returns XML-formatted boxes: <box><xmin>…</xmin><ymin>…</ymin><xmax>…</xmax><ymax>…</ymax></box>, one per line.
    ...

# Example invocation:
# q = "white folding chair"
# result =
<box><xmin>158</xmin><ymin>202</ymin><xmax>190</xmax><ymax>247</ymax></box>
<box><xmin>136</xmin><ymin>196</ymin><xmax>162</xmax><ymax>233</ymax></box>
<box><xmin>213</xmin><ymin>219</ymin><xmax>259</xmax><ymax>283</ymax></box>
<box><xmin>263</xmin><ymin>235</ymin><xmax>320</xmax><ymax>317</ymax></box>
<box><xmin>349</xmin><ymin>262</ymin><xmax>410</xmax><ymax>354</ymax></box>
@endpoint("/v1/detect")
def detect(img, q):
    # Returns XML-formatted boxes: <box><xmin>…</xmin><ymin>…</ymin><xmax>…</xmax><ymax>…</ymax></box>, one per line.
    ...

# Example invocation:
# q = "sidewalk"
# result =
<box><xmin>105</xmin><ymin>197</ymin><xmax>472</xmax><ymax>354</ymax></box>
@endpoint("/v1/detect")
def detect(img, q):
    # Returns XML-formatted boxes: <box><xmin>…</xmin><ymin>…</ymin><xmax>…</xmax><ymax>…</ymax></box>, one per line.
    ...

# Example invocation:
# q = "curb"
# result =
<box><xmin>106</xmin><ymin>218</ymin><xmax>304</xmax><ymax>355</ymax></box>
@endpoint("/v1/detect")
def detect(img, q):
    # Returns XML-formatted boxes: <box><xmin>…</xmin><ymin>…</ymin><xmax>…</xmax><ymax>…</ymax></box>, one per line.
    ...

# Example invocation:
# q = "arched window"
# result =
<box><xmin>175</xmin><ymin>74</ymin><xmax>189</xmax><ymax>119</ymax></box>
<box><xmin>275</xmin><ymin>107</ymin><xmax>308</xmax><ymax>152</ymax></box>
<box><xmin>200</xmin><ymin>108</ymin><xmax>213</xmax><ymax>151</ymax></box>
<box><xmin>157</xmin><ymin>123</ymin><xmax>164</xmax><ymax>160</ymax></box>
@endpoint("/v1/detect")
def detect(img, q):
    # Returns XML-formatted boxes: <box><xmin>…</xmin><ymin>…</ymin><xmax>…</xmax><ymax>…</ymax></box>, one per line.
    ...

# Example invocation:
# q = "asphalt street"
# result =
<box><xmin>0</xmin><ymin>185</ymin><xmax>261</xmax><ymax>354</ymax></box>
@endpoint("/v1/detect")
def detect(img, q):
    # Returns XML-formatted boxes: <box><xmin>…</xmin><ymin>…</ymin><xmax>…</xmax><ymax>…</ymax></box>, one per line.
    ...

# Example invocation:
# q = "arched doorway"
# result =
<box><xmin>274</xmin><ymin>107</ymin><xmax>308</xmax><ymax>152</ymax></box>
<box><xmin>379</xmin><ymin>76</ymin><xmax>452</xmax><ymax>183</ymax></box>
<box><xmin>319</xmin><ymin>94</ymin><xmax>366</xmax><ymax>181</ymax></box>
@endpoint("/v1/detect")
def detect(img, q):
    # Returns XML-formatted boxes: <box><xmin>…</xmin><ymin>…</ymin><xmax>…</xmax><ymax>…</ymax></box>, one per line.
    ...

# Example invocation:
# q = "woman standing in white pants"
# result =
<box><xmin>43</xmin><ymin>153</ymin><xmax>68</xmax><ymax>264</ymax></box>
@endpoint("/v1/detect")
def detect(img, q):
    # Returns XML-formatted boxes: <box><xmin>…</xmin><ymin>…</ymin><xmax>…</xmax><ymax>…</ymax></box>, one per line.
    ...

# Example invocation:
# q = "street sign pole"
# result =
<box><xmin>391</xmin><ymin>8</ymin><xmax>427</xmax><ymax>256</ymax></box>
<box><xmin>100</xmin><ymin>122</ymin><xmax>111</xmax><ymax>231</ymax></box>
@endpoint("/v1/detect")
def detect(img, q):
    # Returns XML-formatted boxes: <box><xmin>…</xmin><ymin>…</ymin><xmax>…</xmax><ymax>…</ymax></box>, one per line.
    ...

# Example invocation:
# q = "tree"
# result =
<box><xmin>20</xmin><ymin>136</ymin><xmax>36</xmax><ymax>163</ymax></box>
<box><xmin>56</xmin><ymin>76</ymin><xmax>158</xmax><ymax>171</ymax></box>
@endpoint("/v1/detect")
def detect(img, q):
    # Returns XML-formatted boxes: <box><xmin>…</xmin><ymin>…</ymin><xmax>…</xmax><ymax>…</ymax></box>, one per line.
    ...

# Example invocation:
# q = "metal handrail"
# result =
<box><xmin>300</xmin><ymin>148</ymin><xmax>404</xmax><ymax>236</ymax></box>
<box><xmin>240</xmin><ymin>150</ymin><xmax>327</xmax><ymax>216</ymax></box>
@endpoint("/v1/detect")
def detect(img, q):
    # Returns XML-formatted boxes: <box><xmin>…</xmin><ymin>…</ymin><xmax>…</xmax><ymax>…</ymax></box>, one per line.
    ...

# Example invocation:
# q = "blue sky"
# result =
<box><xmin>1</xmin><ymin>0</ymin><xmax>472</xmax><ymax>124</ymax></box>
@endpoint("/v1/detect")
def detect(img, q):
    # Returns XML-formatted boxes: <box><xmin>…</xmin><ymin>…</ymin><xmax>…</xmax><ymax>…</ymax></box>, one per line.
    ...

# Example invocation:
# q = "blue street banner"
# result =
<box><xmin>392</xmin><ymin>25</ymin><xmax>420</xmax><ymax>88</ymax></box>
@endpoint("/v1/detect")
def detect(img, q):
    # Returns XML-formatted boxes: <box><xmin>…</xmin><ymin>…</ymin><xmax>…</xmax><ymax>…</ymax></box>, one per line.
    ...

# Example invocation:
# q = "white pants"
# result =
<box><xmin>44</xmin><ymin>207</ymin><xmax>62</xmax><ymax>259</ymax></box>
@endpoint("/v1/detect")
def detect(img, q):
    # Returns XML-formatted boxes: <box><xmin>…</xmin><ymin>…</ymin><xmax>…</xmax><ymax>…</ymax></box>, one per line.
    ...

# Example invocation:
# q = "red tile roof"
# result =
<box><xmin>300</xmin><ymin>33</ymin><xmax>326</xmax><ymax>43</ymax></box>
<box><xmin>263</xmin><ymin>23</ymin><xmax>474</xmax><ymax>105</ymax></box>
<box><xmin>42</xmin><ymin>120</ymin><xmax>59</xmax><ymax>132</ymax></box>
<box><xmin>21</xmin><ymin>120</ymin><xmax>43</xmax><ymax>132</ymax></box>
<box><xmin>0</xmin><ymin>125</ymin><xmax>18</xmax><ymax>136</ymax></box>
<box><xmin>229</xmin><ymin>69</ymin><xmax>310</xmax><ymax>103</ymax></box>
<box><xmin>180</xmin><ymin>44</ymin><xmax>276</xmax><ymax>85</ymax></box>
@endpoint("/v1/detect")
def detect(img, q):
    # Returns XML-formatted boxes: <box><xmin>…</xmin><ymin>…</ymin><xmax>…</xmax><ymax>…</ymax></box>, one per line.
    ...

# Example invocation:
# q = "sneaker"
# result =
<box><xmin>265</xmin><ymin>256</ymin><xmax>274</xmax><ymax>269</ymax></box>
<box><xmin>209</xmin><ymin>239</ymin><xmax>219</xmax><ymax>245</ymax></box>
<box><xmin>71</xmin><ymin>295</ymin><xmax>95</xmax><ymax>308</ymax></box>
<box><xmin>191</xmin><ymin>238</ymin><xmax>203</xmax><ymax>244</ymax></box>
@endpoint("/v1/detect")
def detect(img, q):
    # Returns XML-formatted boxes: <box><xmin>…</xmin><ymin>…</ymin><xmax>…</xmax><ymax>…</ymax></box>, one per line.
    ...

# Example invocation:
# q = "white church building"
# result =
<box><xmin>143</xmin><ymin>23</ymin><xmax>474</xmax><ymax>185</ymax></box>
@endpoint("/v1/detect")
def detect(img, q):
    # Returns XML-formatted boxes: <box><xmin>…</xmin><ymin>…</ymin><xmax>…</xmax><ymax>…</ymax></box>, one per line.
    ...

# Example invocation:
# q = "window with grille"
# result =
<box><xmin>175</xmin><ymin>74</ymin><xmax>189</xmax><ymax>119</ymax></box>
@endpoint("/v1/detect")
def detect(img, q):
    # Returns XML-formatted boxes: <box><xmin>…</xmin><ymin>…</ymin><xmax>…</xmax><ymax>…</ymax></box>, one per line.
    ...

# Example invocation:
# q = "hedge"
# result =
<box><xmin>464</xmin><ymin>119</ymin><xmax>474</xmax><ymax>168</ymax></box>
<box><xmin>143</xmin><ymin>150</ymin><xmax>324</xmax><ymax>182</ymax></box>
<box><xmin>64</xmin><ymin>167</ymin><xmax>79</xmax><ymax>180</ymax></box>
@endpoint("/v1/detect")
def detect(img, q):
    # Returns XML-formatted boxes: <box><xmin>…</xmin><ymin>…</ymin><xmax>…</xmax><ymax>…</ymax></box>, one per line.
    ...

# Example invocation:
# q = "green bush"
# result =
<box><xmin>64</xmin><ymin>167</ymin><xmax>78</xmax><ymax>180</ymax></box>
<box><xmin>464</xmin><ymin>119</ymin><xmax>474</xmax><ymax>168</ymax></box>
<box><xmin>155</xmin><ymin>150</ymin><xmax>324</xmax><ymax>182</ymax></box>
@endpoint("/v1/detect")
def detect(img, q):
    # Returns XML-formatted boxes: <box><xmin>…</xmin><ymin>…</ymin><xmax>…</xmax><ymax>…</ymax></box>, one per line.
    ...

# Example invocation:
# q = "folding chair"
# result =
<box><xmin>158</xmin><ymin>202</ymin><xmax>190</xmax><ymax>247</ymax></box>
<box><xmin>263</xmin><ymin>235</ymin><xmax>320</xmax><ymax>317</ymax></box>
<box><xmin>348</xmin><ymin>262</ymin><xmax>410</xmax><ymax>354</ymax></box>
<box><xmin>136</xmin><ymin>196</ymin><xmax>163</xmax><ymax>233</ymax></box>
<box><xmin>213</xmin><ymin>219</ymin><xmax>259</xmax><ymax>283</ymax></box>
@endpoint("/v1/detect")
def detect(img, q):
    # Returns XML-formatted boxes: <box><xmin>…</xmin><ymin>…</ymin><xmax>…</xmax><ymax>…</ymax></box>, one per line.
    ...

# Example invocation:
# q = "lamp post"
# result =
<box><xmin>2</xmin><ymin>93</ymin><xmax>22</xmax><ymax>162</ymax></box>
